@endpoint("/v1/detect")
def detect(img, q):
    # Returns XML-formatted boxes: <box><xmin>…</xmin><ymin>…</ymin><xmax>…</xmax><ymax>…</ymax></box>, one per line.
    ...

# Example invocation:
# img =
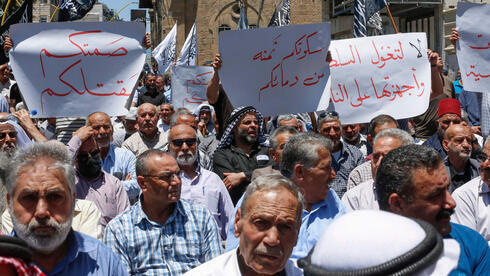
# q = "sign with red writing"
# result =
<box><xmin>456</xmin><ymin>2</ymin><xmax>489</xmax><ymax>93</ymax></box>
<box><xmin>219</xmin><ymin>22</ymin><xmax>331</xmax><ymax>117</ymax></box>
<box><xmin>326</xmin><ymin>33</ymin><xmax>431</xmax><ymax>124</ymax></box>
<box><xmin>170</xmin><ymin>65</ymin><xmax>213</xmax><ymax>112</ymax></box>
<box><xmin>9</xmin><ymin>22</ymin><xmax>146</xmax><ymax>117</ymax></box>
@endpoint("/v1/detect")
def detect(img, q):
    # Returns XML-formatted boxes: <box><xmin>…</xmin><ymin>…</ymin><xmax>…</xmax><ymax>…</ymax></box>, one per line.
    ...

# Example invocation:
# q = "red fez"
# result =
<box><xmin>438</xmin><ymin>98</ymin><xmax>461</xmax><ymax>118</ymax></box>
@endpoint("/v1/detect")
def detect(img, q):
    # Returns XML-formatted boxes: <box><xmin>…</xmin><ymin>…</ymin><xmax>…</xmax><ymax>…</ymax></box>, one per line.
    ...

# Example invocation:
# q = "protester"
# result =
<box><xmin>132</xmin><ymin>73</ymin><xmax>167</xmax><ymax>107</ymax></box>
<box><xmin>195</xmin><ymin>104</ymin><xmax>220</xmax><ymax>158</ymax></box>
<box><xmin>317</xmin><ymin>111</ymin><xmax>364</xmax><ymax>198</ymax></box>
<box><xmin>104</xmin><ymin>150</ymin><xmax>222</xmax><ymax>275</ymax></box>
<box><xmin>168</xmin><ymin>124</ymin><xmax>234</xmax><ymax>240</ymax></box>
<box><xmin>112</xmin><ymin>107</ymin><xmax>138</xmax><ymax>148</ymax></box>
<box><xmin>342</xmin><ymin>128</ymin><xmax>413</xmax><ymax>211</ymax></box>
<box><xmin>157</xmin><ymin>103</ymin><xmax>174</xmax><ymax>132</ymax></box>
<box><xmin>346</xmin><ymin>114</ymin><xmax>399</xmax><ymax>190</ymax></box>
<box><xmin>451</xmin><ymin>137</ymin><xmax>490</xmax><ymax>242</ymax></box>
<box><xmin>5</xmin><ymin>143</ymin><xmax>127</xmax><ymax>275</ymax></box>
<box><xmin>185</xmin><ymin>175</ymin><xmax>303</xmax><ymax>275</ymax></box>
<box><xmin>298</xmin><ymin>210</ymin><xmax>460</xmax><ymax>275</ymax></box>
<box><xmin>423</xmin><ymin>98</ymin><xmax>464</xmax><ymax>158</ymax></box>
<box><xmin>442</xmin><ymin>124</ymin><xmax>480</xmax><ymax>192</ymax></box>
<box><xmin>277</xmin><ymin>114</ymin><xmax>299</xmax><ymax>130</ymax></box>
<box><xmin>69</xmin><ymin>131</ymin><xmax>130</xmax><ymax>230</ymax></box>
<box><xmin>212</xmin><ymin>106</ymin><xmax>272</xmax><ymax>204</ymax></box>
<box><xmin>0</xmin><ymin>63</ymin><xmax>15</xmax><ymax>100</ymax></box>
<box><xmin>251</xmin><ymin>126</ymin><xmax>298</xmax><ymax>181</ymax></box>
<box><xmin>341</xmin><ymin>124</ymin><xmax>368</xmax><ymax>157</ymax></box>
<box><xmin>122</xmin><ymin>103</ymin><xmax>168</xmax><ymax>157</ymax></box>
<box><xmin>376</xmin><ymin>144</ymin><xmax>490</xmax><ymax>274</ymax></box>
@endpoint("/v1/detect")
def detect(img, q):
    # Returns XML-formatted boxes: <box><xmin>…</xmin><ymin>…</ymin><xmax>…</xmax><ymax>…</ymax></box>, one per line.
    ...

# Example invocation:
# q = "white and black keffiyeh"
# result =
<box><xmin>217</xmin><ymin>106</ymin><xmax>266</xmax><ymax>149</ymax></box>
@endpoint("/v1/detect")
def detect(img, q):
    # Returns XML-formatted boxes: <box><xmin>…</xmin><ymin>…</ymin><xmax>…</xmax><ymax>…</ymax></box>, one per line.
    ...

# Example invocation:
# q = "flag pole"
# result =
<box><xmin>1</xmin><ymin>0</ymin><xmax>13</xmax><ymax>26</ymax></box>
<box><xmin>385</xmin><ymin>4</ymin><xmax>398</xmax><ymax>33</ymax></box>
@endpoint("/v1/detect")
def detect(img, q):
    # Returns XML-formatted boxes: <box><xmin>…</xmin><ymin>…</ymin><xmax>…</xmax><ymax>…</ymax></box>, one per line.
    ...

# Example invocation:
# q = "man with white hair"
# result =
<box><xmin>5</xmin><ymin>142</ymin><xmax>127</xmax><ymax>275</ymax></box>
<box><xmin>452</xmin><ymin>136</ymin><xmax>490</xmax><ymax>242</ymax></box>
<box><xmin>168</xmin><ymin>123</ymin><xmax>234</xmax><ymax>240</ymax></box>
<box><xmin>185</xmin><ymin>175</ymin><xmax>303</xmax><ymax>275</ymax></box>
<box><xmin>342</xmin><ymin>128</ymin><xmax>414</xmax><ymax>211</ymax></box>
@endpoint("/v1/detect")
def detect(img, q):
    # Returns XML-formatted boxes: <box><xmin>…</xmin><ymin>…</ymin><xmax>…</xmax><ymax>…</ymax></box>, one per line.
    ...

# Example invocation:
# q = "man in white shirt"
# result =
<box><xmin>185</xmin><ymin>174</ymin><xmax>303</xmax><ymax>276</ymax></box>
<box><xmin>452</xmin><ymin>137</ymin><xmax>490</xmax><ymax>242</ymax></box>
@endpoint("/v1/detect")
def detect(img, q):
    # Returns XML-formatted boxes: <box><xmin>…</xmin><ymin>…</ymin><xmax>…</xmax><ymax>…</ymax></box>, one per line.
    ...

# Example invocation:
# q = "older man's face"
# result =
<box><xmin>234</xmin><ymin>112</ymin><xmax>259</xmax><ymax>145</ymax></box>
<box><xmin>395</xmin><ymin>163</ymin><xmax>456</xmax><ymax>235</ymax></box>
<box><xmin>320</xmin><ymin>120</ymin><xmax>341</xmax><ymax>146</ymax></box>
<box><xmin>137</xmin><ymin>104</ymin><xmax>159</xmax><ymax>137</ymax></box>
<box><xmin>341</xmin><ymin>124</ymin><xmax>360</xmax><ymax>143</ymax></box>
<box><xmin>371</xmin><ymin>136</ymin><xmax>403</xmax><ymax>180</ymax></box>
<box><xmin>443</xmin><ymin>124</ymin><xmax>472</xmax><ymax>163</ymax></box>
<box><xmin>139</xmin><ymin>154</ymin><xmax>182</xmax><ymax>204</ymax></box>
<box><xmin>235</xmin><ymin>188</ymin><xmax>300</xmax><ymax>275</ymax></box>
<box><xmin>270</xmin><ymin>132</ymin><xmax>294</xmax><ymax>166</ymax></box>
<box><xmin>169</xmin><ymin>125</ymin><xmax>198</xmax><ymax>166</ymax></box>
<box><xmin>480</xmin><ymin>143</ymin><xmax>490</xmax><ymax>185</ymax></box>
<box><xmin>155</xmin><ymin>77</ymin><xmax>165</xmax><ymax>91</ymax></box>
<box><xmin>8</xmin><ymin>158</ymin><xmax>74</xmax><ymax>253</ymax></box>
<box><xmin>0</xmin><ymin>124</ymin><xmax>16</xmax><ymax>154</ymax></box>
<box><xmin>160</xmin><ymin>104</ymin><xmax>174</xmax><ymax>124</ymax></box>
<box><xmin>88</xmin><ymin>113</ymin><xmax>113</xmax><ymax>148</ymax></box>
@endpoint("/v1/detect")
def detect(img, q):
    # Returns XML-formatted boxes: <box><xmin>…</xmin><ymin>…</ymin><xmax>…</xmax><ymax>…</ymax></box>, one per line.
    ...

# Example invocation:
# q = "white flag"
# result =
<box><xmin>152</xmin><ymin>23</ymin><xmax>177</xmax><ymax>73</ymax></box>
<box><xmin>177</xmin><ymin>22</ymin><xmax>197</xmax><ymax>66</ymax></box>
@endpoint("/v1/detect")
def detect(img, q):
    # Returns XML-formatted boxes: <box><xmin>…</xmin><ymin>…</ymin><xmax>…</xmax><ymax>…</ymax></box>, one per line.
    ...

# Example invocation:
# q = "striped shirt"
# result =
<box><xmin>103</xmin><ymin>198</ymin><xmax>223</xmax><ymax>276</ymax></box>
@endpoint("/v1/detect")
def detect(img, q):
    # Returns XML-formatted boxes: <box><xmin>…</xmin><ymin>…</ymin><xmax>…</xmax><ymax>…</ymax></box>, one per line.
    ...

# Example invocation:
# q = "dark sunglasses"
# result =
<box><xmin>0</xmin><ymin>131</ymin><xmax>16</xmax><ymax>139</ymax></box>
<box><xmin>171</xmin><ymin>138</ymin><xmax>197</xmax><ymax>147</ymax></box>
<box><xmin>77</xmin><ymin>149</ymin><xmax>101</xmax><ymax>161</ymax></box>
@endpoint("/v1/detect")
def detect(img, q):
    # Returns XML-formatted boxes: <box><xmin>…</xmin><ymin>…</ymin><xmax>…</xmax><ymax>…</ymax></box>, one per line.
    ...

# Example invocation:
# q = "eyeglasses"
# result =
<box><xmin>0</xmin><ymin>131</ymin><xmax>16</xmax><ymax>139</ymax></box>
<box><xmin>171</xmin><ymin>138</ymin><xmax>197</xmax><ymax>147</ymax></box>
<box><xmin>77</xmin><ymin>149</ymin><xmax>100</xmax><ymax>162</ymax></box>
<box><xmin>143</xmin><ymin>170</ymin><xmax>181</xmax><ymax>182</ymax></box>
<box><xmin>476</xmin><ymin>153</ymin><xmax>490</xmax><ymax>162</ymax></box>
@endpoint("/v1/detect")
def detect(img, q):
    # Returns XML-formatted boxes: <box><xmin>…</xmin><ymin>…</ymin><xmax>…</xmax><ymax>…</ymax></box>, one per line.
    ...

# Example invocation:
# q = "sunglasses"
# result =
<box><xmin>318</xmin><ymin>111</ymin><xmax>339</xmax><ymax>118</ymax></box>
<box><xmin>0</xmin><ymin>131</ymin><xmax>16</xmax><ymax>139</ymax></box>
<box><xmin>171</xmin><ymin>138</ymin><xmax>197</xmax><ymax>147</ymax></box>
<box><xmin>77</xmin><ymin>149</ymin><xmax>101</xmax><ymax>162</ymax></box>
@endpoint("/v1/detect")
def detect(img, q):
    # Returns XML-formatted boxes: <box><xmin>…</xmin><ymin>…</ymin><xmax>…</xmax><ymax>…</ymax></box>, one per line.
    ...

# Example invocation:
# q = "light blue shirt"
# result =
<box><xmin>226</xmin><ymin>189</ymin><xmax>348</xmax><ymax>259</ymax></box>
<box><xmin>36</xmin><ymin>230</ymin><xmax>127</xmax><ymax>276</ymax></box>
<box><xmin>102</xmin><ymin>143</ymin><xmax>139</xmax><ymax>200</ymax></box>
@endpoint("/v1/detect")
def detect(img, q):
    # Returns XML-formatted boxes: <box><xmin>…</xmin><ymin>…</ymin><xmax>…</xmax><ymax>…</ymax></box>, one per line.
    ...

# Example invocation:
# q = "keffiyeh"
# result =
<box><xmin>217</xmin><ymin>106</ymin><xmax>266</xmax><ymax>149</ymax></box>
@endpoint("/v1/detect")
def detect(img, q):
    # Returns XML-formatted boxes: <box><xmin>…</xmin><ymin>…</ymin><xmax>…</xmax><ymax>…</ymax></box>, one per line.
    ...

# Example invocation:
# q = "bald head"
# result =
<box><xmin>443</xmin><ymin>124</ymin><xmax>472</xmax><ymax>164</ymax></box>
<box><xmin>444</xmin><ymin>124</ymin><xmax>472</xmax><ymax>141</ymax></box>
<box><xmin>87</xmin><ymin>112</ymin><xmax>112</xmax><ymax>148</ymax></box>
<box><xmin>169</xmin><ymin>124</ymin><xmax>198</xmax><ymax>166</ymax></box>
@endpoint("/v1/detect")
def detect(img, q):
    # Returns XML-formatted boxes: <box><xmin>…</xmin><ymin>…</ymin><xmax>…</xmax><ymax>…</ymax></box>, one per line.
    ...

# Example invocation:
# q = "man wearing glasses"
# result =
<box><xmin>104</xmin><ymin>149</ymin><xmax>223</xmax><ymax>275</ymax></box>
<box><xmin>70</xmin><ymin>127</ymin><xmax>130</xmax><ymax>232</ymax></box>
<box><xmin>168</xmin><ymin>124</ymin><xmax>234</xmax><ymax>241</ymax></box>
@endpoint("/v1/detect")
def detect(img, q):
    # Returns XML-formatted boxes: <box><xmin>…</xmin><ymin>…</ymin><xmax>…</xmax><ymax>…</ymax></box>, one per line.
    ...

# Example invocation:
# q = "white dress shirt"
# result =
<box><xmin>451</xmin><ymin>176</ymin><xmax>490</xmax><ymax>243</ymax></box>
<box><xmin>183</xmin><ymin>249</ymin><xmax>302</xmax><ymax>276</ymax></box>
<box><xmin>342</xmin><ymin>179</ymin><xmax>379</xmax><ymax>211</ymax></box>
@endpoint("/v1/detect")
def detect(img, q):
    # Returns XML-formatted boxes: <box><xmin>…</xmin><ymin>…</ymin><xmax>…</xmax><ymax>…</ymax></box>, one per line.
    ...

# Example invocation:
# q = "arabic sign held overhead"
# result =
<box><xmin>326</xmin><ymin>33</ymin><xmax>431</xmax><ymax>124</ymax></box>
<box><xmin>219</xmin><ymin>22</ymin><xmax>331</xmax><ymax>117</ymax></box>
<box><xmin>9</xmin><ymin>22</ymin><xmax>146</xmax><ymax>118</ymax></box>
<box><xmin>456</xmin><ymin>2</ymin><xmax>489</xmax><ymax>93</ymax></box>
<box><xmin>170</xmin><ymin>66</ymin><xmax>213</xmax><ymax>112</ymax></box>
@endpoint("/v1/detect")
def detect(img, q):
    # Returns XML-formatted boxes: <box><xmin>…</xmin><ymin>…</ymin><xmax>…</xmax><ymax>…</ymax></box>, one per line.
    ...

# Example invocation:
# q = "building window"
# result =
<box><xmin>40</xmin><ymin>16</ymin><xmax>48</xmax><ymax>22</ymax></box>
<box><xmin>218</xmin><ymin>24</ymin><xmax>231</xmax><ymax>32</ymax></box>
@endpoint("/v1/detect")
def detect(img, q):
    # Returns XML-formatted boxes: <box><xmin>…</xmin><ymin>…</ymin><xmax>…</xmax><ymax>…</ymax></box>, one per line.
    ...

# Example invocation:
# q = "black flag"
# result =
<box><xmin>0</xmin><ymin>0</ymin><xmax>33</xmax><ymax>64</ymax></box>
<box><xmin>58</xmin><ymin>0</ymin><xmax>96</xmax><ymax>21</ymax></box>
<box><xmin>268</xmin><ymin>0</ymin><xmax>290</xmax><ymax>27</ymax></box>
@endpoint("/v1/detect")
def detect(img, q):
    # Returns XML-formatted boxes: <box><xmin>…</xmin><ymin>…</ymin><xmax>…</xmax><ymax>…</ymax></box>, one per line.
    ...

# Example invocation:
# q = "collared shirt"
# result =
<box><xmin>423</xmin><ymin>133</ymin><xmax>447</xmax><ymax>159</ymax></box>
<box><xmin>226</xmin><ymin>189</ymin><xmax>347</xmax><ymax>260</ymax></box>
<box><xmin>103</xmin><ymin>198</ymin><xmax>223</xmax><ymax>275</ymax></box>
<box><xmin>452</xmin><ymin>176</ymin><xmax>490</xmax><ymax>242</ymax></box>
<box><xmin>76</xmin><ymin>172</ymin><xmax>130</xmax><ymax>231</ymax></box>
<box><xmin>213</xmin><ymin>144</ymin><xmax>272</xmax><ymax>204</ymax></box>
<box><xmin>122</xmin><ymin>130</ymin><xmax>168</xmax><ymax>157</ymax></box>
<box><xmin>68</xmin><ymin>136</ymin><xmax>140</xmax><ymax>200</ymax></box>
<box><xmin>157</xmin><ymin>118</ymin><xmax>171</xmax><ymax>133</ymax></box>
<box><xmin>443</xmin><ymin>157</ymin><xmax>480</xmax><ymax>193</ymax></box>
<box><xmin>341</xmin><ymin>179</ymin><xmax>380</xmax><ymax>211</ymax></box>
<box><xmin>341</xmin><ymin>133</ymin><xmax>369</xmax><ymax>158</ymax></box>
<box><xmin>346</xmin><ymin>160</ymin><xmax>372</xmax><ymax>190</ymax></box>
<box><xmin>30</xmin><ymin>230</ymin><xmax>127</xmax><ymax>276</ymax></box>
<box><xmin>445</xmin><ymin>223</ymin><xmax>490</xmax><ymax>275</ymax></box>
<box><xmin>180</xmin><ymin>166</ymin><xmax>234</xmax><ymax>240</ymax></box>
<box><xmin>330</xmin><ymin>142</ymin><xmax>365</xmax><ymax>198</ymax></box>
<box><xmin>183</xmin><ymin>249</ymin><xmax>302</xmax><ymax>276</ymax></box>
<box><xmin>2</xmin><ymin>199</ymin><xmax>102</xmax><ymax>240</ymax></box>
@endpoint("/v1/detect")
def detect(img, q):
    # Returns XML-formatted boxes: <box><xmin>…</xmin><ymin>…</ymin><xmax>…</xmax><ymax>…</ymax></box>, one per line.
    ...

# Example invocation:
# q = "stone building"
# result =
<box><xmin>147</xmin><ymin>0</ymin><xmax>486</xmax><ymax>76</ymax></box>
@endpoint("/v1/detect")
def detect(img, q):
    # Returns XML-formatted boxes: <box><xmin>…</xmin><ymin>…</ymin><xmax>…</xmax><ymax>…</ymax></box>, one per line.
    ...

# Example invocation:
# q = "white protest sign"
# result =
<box><xmin>456</xmin><ymin>2</ymin><xmax>489</xmax><ymax>93</ymax></box>
<box><xmin>9</xmin><ymin>22</ymin><xmax>146</xmax><ymax>118</ymax></box>
<box><xmin>325</xmin><ymin>33</ymin><xmax>431</xmax><ymax>124</ymax></box>
<box><xmin>170</xmin><ymin>65</ymin><xmax>213</xmax><ymax>112</ymax></box>
<box><xmin>219</xmin><ymin>22</ymin><xmax>331</xmax><ymax>117</ymax></box>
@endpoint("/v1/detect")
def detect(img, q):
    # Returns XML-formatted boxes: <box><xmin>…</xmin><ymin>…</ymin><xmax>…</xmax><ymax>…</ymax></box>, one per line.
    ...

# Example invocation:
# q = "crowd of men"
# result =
<box><xmin>0</xmin><ymin>26</ymin><xmax>488</xmax><ymax>276</ymax></box>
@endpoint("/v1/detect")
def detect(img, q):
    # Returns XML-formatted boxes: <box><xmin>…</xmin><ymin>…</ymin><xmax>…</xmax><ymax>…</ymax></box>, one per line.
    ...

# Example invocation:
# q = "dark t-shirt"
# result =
<box><xmin>211</xmin><ymin>86</ymin><xmax>234</xmax><ymax>140</ymax></box>
<box><xmin>137</xmin><ymin>87</ymin><xmax>167</xmax><ymax>107</ymax></box>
